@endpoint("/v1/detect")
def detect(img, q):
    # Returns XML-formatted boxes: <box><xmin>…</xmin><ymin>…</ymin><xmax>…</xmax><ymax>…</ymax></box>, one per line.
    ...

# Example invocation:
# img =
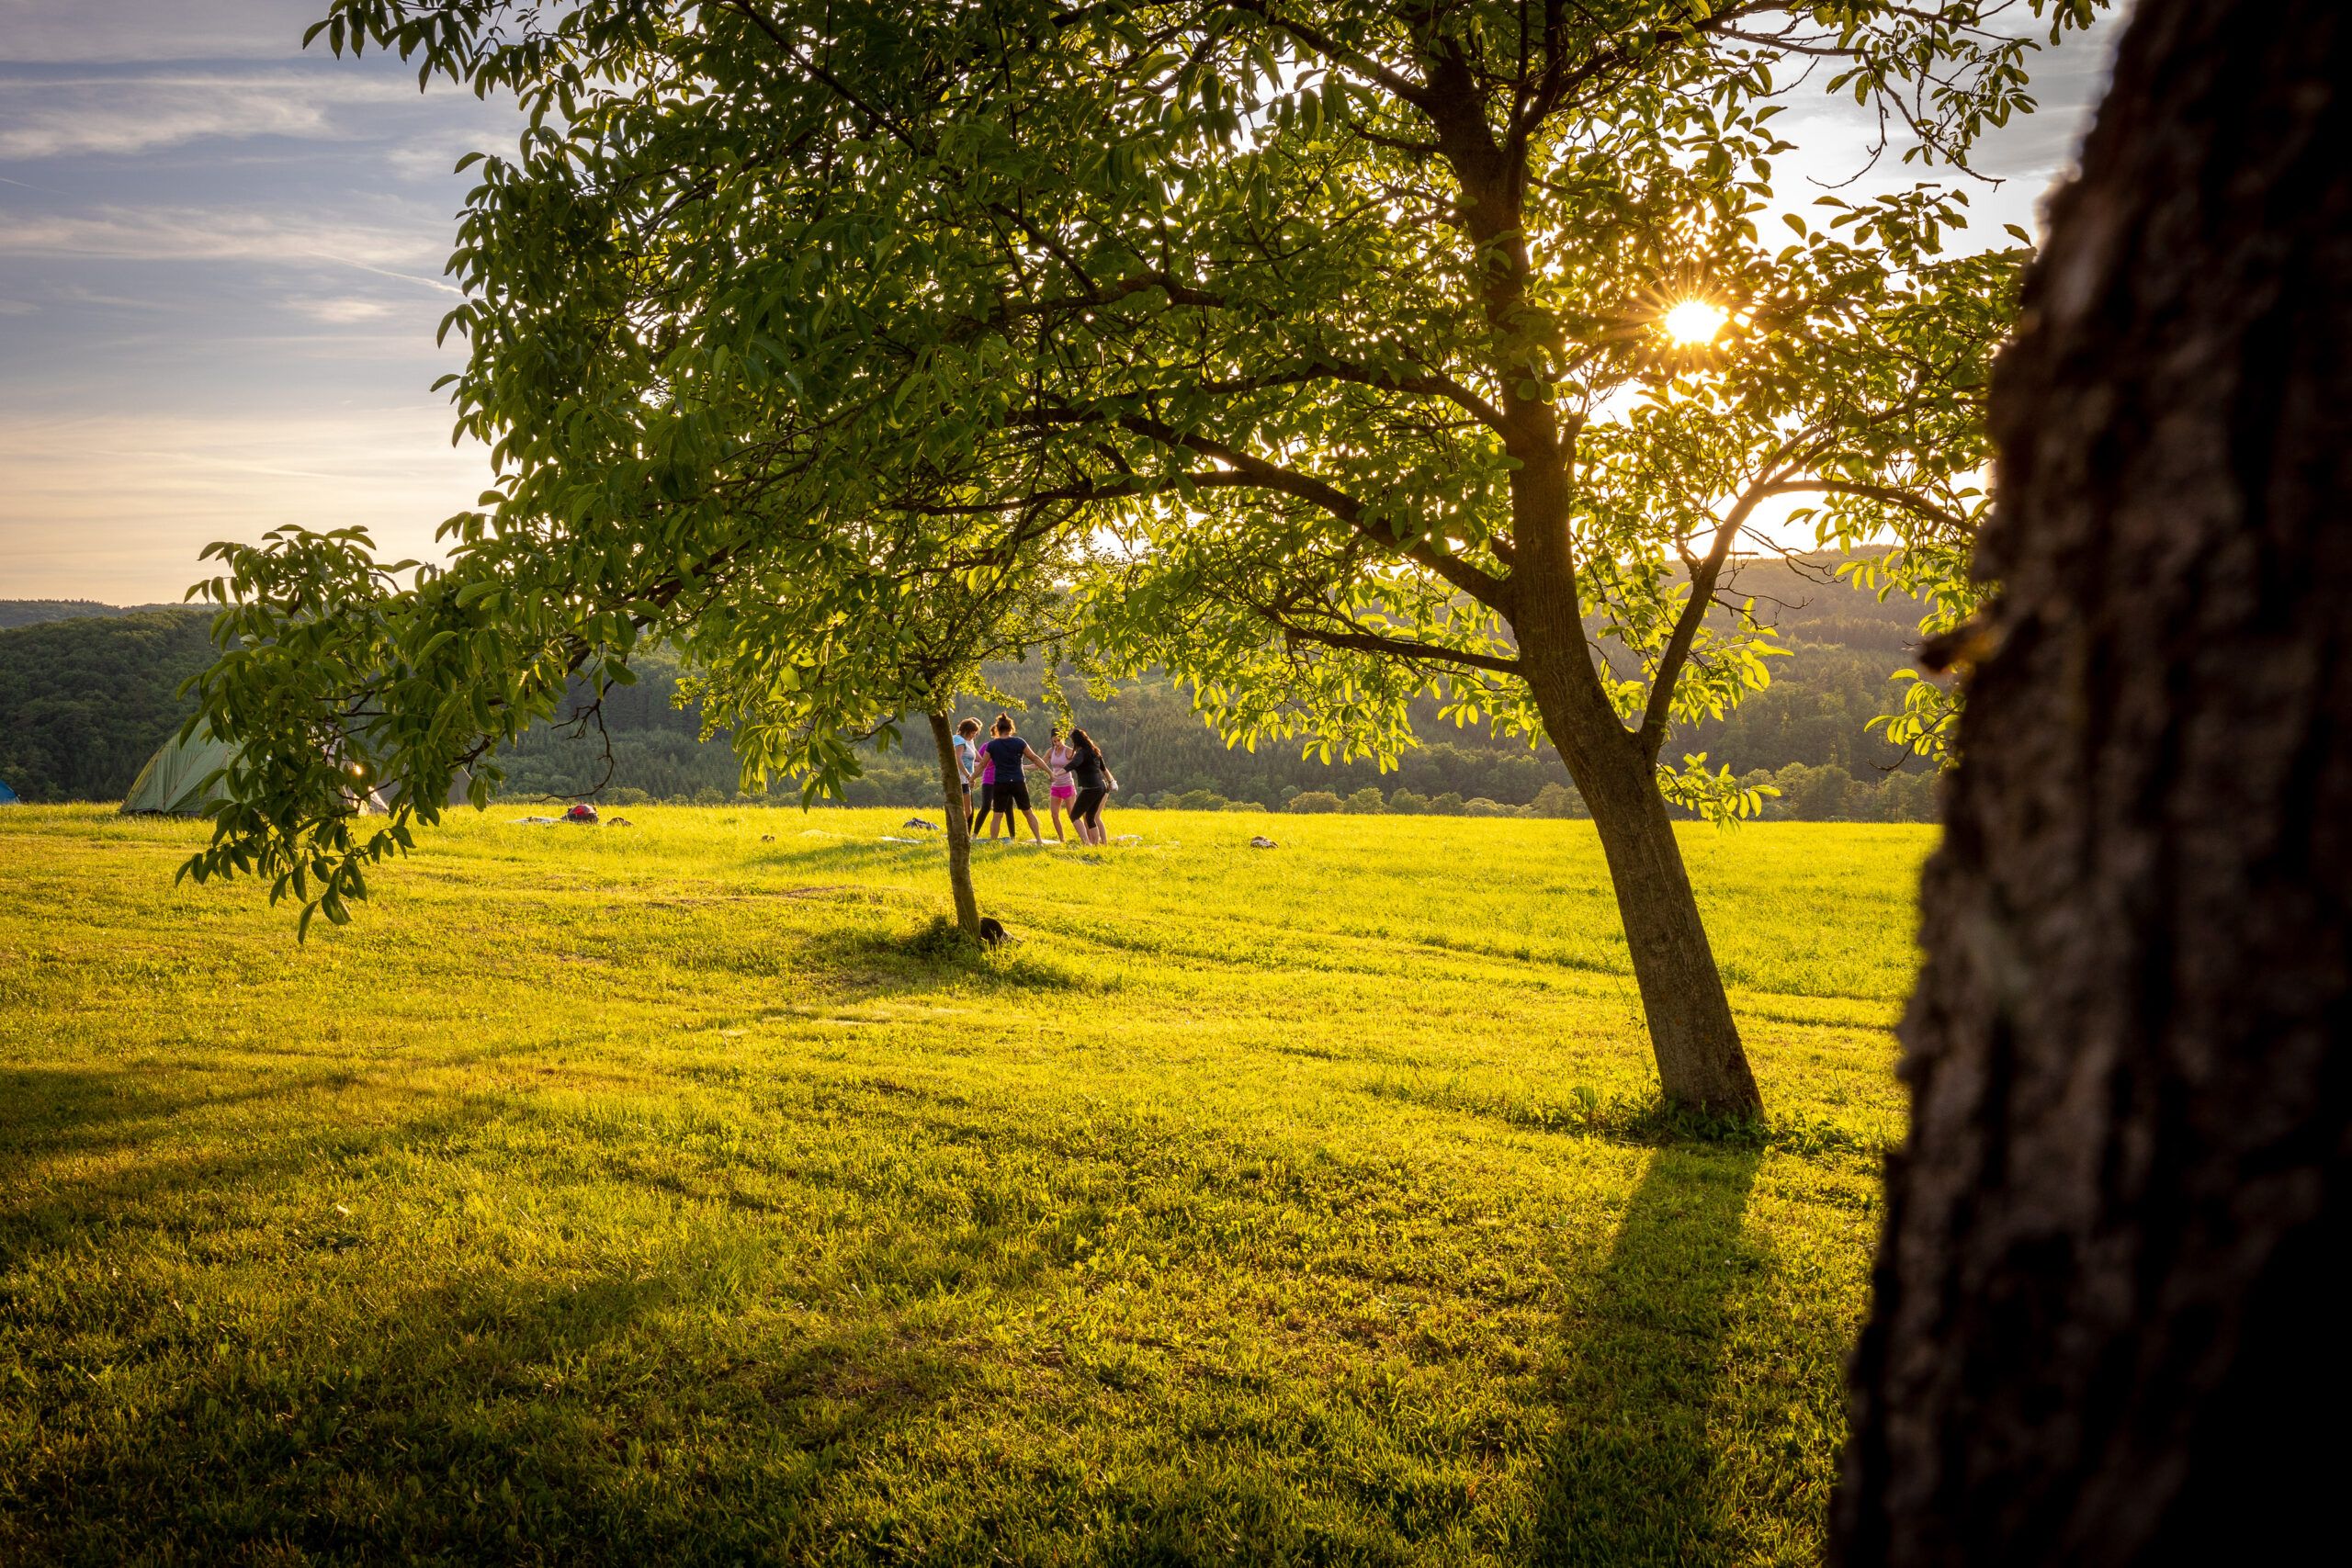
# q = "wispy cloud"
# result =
<box><xmin>0</xmin><ymin>205</ymin><xmax>448</xmax><ymax>271</ymax></box>
<box><xmin>0</xmin><ymin>0</ymin><xmax>334</xmax><ymax>66</ymax></box>
<box><xmin>0</xmin><ymin>73</ymin><xmax>434</xmax><ymax>160</ymax></box>
<box><xmin>0</xmin><ymin>2</ymin><xmax>518</xmax><ymax>597</ymax></box>
<box><xmin>288</xmin><ymin>296</ymin><xmax>401</xmax><ymax>324</ymax></box>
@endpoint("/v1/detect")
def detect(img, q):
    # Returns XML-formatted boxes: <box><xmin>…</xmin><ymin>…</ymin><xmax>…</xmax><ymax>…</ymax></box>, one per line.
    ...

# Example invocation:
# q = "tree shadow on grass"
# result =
<box><xmin>0</xmin><ymin>1064</ymin><xmax>368</xmax><ymax>1196</ymax></box>
<box><xmin>781</xmin><ymin>911</ymin><xmax>1118</xmax><ymax>1000</ymax></box>
<box><xmin>0</xmin><ymin>1075</ymin><xmax>525</xmax><ymax>1278</ymax></box>
<box><xmin>1536</xmin><ymin>1142</ymin><xmax>1765</xmax><ymax>1566</ymax></box>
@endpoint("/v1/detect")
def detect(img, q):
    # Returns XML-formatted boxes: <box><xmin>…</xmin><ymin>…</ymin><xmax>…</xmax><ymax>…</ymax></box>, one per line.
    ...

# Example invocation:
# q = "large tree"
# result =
<box><xmin>187</xmin><ymin>0</ymin><xmax>2097</xmax><ymax>1111</ymax></box>
<box><xmin>1835</xmin><ymin>0</ymin><xmax>2351</xmax><ymax>1558</ymax></box>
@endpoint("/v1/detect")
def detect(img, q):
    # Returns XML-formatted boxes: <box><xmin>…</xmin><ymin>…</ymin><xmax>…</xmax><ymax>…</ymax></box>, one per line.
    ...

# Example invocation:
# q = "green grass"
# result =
<box><xmin>0</xmin><ymin>804</ymin><xmax>1933</xmax><ymax>1565</ymax></box>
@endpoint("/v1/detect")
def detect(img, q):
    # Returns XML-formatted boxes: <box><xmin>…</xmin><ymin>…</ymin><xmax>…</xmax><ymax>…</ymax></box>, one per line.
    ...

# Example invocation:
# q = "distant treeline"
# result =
<box><xmin>1683</xmin><ymin>643</ymin><xmax>1942</xmax><ymax>778</ymax></box>
<box><xmin>1102</xmin><ymin>759</ymin><xmax>1936</xmax><ymax>824</ymax></box>
<box><xmin>513</xmin><ymin>650</ymin><xmax>1935</xmax><ymax>823</ymax></box>
<box><xmin>0</xmin><ymin>599</ymin><xmax>184</xmax><ymax>631</ymax></box>
<box><xmin>0</xmin><ymin>558</ymin><xmax>1941</xmax><ymax>818</ymax></box>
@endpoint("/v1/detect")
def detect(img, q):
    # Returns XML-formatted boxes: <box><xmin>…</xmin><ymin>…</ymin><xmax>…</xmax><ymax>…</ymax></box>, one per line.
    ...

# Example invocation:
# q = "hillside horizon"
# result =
<box><xmin>1</xmin><ymin>559</ymin><xmax>1940</xmax><ymax>818</ymax></box>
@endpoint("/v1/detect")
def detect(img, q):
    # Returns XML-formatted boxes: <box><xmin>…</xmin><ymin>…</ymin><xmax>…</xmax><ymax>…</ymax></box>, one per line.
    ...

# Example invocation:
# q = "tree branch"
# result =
<box><xmin>1271</xmin><ymin>617</ymin><xmax>1524</xmax><ymax>677</ymax></box>
<box><xmin>1171</xmin><ymin>358</ymin><xmax>1505</xmax><ymax>432</ymax></box>
<box><xmin>1221</xmin><ymin>0</ymin><xmax>1440</xmax><ymax>112</ymax></box>
<box><xmin>899</xmin><ymin>469</ymin><xmax>1261</xmax><ymax>513</ymax></box>
<box><xmin>1781</xmin><ymin>479</ymin><xmax>1973</xmax><ymax>534</ymax></box>
<box><xmin>1636</xmin><ymin>479</ymin><xmax>1792</xmax><ymax>761</ymax></box>
<box><xmin>1632</xmin><ymin>469</ymin><xmax>1968</xmax><ymax>761</ymax></box>
<box><xmin>1117</xmin><ymin>414</ymin><xmax>1514</xmax><ymax>612</ymax></box>
<box><xmin>1305</xmin><ymin>355</ymin><xmax>1509</xmax><ymax>431</ymax></box>
<box><xmin>719</xmin><ymin>0</ymin><xmax>922</xmax><ymax>154</ymax></box>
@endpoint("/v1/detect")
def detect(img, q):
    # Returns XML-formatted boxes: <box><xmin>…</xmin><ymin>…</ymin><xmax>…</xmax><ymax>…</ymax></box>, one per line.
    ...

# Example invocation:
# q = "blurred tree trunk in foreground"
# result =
<box><xmin>1835</xmin><ymin>1</ymin><xmax>2351</xmax><ymax>1562</ymax></box>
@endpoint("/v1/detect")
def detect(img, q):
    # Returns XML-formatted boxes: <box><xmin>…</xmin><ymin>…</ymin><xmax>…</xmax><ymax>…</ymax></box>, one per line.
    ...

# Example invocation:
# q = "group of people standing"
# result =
<box><xmin>953</xmin><ymin>715</ymin><xmax>1117</xmax><ymax>846</ymax></box>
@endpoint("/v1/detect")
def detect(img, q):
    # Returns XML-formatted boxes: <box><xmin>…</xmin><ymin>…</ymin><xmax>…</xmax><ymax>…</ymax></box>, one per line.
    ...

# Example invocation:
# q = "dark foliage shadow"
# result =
<box><xmin>0</xmin><ymin>1075</ymin><xmax>527</xmax><ymax>1277</ymax></box>
<box><xmin>4</xmin><ymin>1246</ymin><xmax>980</xmax><ymax>1567</ymax></box>
<box><xmin>1356</xmin><ymin>1076</ymin><xmax>1884</xmax><ymax>1160</ymax></box>
<box><xmin>787</xmin><ymin>909</ymin><xmax>1117</xmax><ymax>1000</ymax></box>
<box><xmin>0</xmin><ymin>1064</ymin><xmax>372</xmax><ymax>1194</ymax></box>
<box><xmin>8</xmin><ymin>1048</ymin><xmax>1657</xmax><ymax>1564</ymax></box>
<box><xmin>0</xmin><ymin>1069</ymin><xmax>987</xmax><ymax>1567</ymax></box>
<box><xmin>0</xmin><ymin>1032</ymin><xmax>628</xmax><ymax>1279</ymax></box>
<box><xmin>1536</xmin><ymin>1145</ymin><xmax>1765</xmax><ymax>1565</ymax></box>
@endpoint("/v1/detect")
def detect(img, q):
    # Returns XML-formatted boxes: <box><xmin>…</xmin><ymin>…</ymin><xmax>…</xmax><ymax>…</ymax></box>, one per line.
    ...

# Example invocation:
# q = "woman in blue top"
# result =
<box><xmin>978</xmin><ymin>715</ymin><xmax>1050</xmax><ymax>843</ymax></box>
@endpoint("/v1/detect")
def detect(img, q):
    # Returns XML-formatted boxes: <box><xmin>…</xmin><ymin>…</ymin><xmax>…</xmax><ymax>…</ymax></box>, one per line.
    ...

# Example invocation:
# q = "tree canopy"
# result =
<box><xmin>181</xmin><ymin>0</ymin><xmax>2102</xmax><ymax>1103</ymax></box>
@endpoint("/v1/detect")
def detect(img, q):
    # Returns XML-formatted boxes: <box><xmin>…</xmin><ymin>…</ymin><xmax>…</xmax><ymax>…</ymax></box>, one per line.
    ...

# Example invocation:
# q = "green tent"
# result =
<box><xmin>119</xmin><ymin>727</ymin><xmax>241</xmax><ymax>816</ymax></box>
<box><xmin>120</xmin><ymin>728</ymin><xmax>400</xmax><ymax>816</ymax></box>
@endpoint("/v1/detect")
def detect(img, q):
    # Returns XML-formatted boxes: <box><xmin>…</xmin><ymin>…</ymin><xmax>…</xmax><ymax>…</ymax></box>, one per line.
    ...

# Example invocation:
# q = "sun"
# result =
<box><xmin>1661</xmin><ymin>300</ymin><xmax>1728</xmax><ymax>345</ymax></box>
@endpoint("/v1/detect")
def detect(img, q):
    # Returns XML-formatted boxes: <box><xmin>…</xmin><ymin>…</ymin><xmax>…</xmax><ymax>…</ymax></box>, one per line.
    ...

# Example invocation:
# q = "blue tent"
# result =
<box><xmin>0</xmin><ymin>777</ymin><xmax>18</xmax><ymax>805</ymax></box>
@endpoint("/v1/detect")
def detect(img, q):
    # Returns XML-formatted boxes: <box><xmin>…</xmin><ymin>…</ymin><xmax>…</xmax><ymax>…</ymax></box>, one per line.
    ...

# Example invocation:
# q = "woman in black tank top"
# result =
<box><xmin>1066</xmin><ymin>728</ymin><xmax>1114</xmax><ymax>846</ymax></box>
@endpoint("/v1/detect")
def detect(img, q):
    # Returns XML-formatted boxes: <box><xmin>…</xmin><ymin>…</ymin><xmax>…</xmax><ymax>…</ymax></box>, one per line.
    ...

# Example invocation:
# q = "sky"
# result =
<box><xmin>0</xmin><ymin>1</ymin><xmax>2127</xmax><ymax>604</ymax></box>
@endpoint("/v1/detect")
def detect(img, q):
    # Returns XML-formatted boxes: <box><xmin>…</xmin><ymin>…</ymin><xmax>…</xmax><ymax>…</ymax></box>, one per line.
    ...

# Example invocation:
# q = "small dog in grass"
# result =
<box><xmin>978</xmin><ymin>917</ymin><xmax>1009</xmax><ymax>948</ymax></box>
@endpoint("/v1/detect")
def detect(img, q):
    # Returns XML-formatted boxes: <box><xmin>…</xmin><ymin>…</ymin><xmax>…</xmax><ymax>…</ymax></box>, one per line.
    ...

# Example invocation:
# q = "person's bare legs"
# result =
<box><xmin>1050</xmin><ymin>797</ymin><xmax>1068</xmax><ymax>840</ymax></box>
<box><xmin>1023</xmin><ymin>807</ymin><xmax>1046</xmax><ymax>844</ymax></box>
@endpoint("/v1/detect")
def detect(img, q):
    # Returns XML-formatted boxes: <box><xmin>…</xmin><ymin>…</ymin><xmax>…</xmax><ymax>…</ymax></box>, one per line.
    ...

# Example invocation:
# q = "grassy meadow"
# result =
<box><xmin>0</xmin><ymin>803</ymin><xmax>1933</xmax><ymax>1565</ymax></box>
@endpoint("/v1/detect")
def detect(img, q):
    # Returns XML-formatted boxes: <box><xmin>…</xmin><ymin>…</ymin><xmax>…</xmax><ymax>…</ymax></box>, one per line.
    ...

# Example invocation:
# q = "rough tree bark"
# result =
<box><xmin>1835</xmin><ymin>1</ymin><xmax>2352</xmax><ymax>1561</ymax></box>
<box><xmin>926</xmin><ymin>710</ymin><xmax>981</xmax><ymax>939</ymax></box>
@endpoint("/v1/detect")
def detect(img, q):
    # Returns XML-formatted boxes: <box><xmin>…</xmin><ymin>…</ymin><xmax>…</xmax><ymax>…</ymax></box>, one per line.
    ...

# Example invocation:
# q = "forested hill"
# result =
<box><xmin>1675</xmin><ymin>551</ymin><xmax>1941</xmax><ymax>780</ymax></box>
<box><xmin>0</xmin><ymin>609</ymin><xmax>216</xmax><ymax>801</ymax></box>
<box><xmin>1704</xmin><ymin>550</ymin><xmax>1930</xmax><ymax>653</ymax></box>
<box><xmin>1</xmin><ymin>560</ymin><xmax>1941</xmax><ymax>818</ymax></box>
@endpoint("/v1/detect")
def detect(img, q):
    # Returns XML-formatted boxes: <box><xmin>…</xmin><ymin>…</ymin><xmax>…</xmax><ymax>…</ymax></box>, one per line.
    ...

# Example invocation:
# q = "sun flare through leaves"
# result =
<box><xmin>1662</xmin><ymin>300</ymin><xmax>1730</xmax><ymax>345</ymax></box>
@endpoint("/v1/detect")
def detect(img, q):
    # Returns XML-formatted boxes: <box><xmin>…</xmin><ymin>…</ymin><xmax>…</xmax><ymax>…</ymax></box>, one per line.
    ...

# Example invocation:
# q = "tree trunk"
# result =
<box><xmin>1570</xmin><ymin>725</ymin><xmax>1762</xmax><ymax>1117</ymax></box>
<box><xmin>1835</xmin><ymin>3</ymin><xmax>2352</xmax><ymax>1562</ymax></box>
<box><xmin>926</xmin><ymin>710</ymin><xmax>981</xmax><ymax>938</ymax></box>
<box><xmin>1516</xmin><ymin>492</ymin><xmax>1765</xmax><ymax>1119</ymax></box>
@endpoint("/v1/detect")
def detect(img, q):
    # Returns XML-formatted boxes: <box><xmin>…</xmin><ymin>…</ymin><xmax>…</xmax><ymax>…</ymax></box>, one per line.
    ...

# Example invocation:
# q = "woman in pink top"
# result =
<box><xmin>1045</xmin><ymin>728</ymin><xmax>1076</xmax><ymax>841</ymax></box>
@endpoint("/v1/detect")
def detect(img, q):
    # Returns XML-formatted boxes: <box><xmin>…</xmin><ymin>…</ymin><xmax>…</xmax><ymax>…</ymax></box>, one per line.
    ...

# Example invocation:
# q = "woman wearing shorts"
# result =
<box><xmin>1045</xmin><ymin>728</ymin><xmax>1076</xmax><ymax>841</ymax></box>
<box><xmin>1066</xmin><ymin>727</ymin><xmax>1116</xmax><ymax>847</ymax></box>
<box><xmin>978</xmin><ymin>715</ymin><xmax>1051</xmax><ymax>843</ymax></box>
